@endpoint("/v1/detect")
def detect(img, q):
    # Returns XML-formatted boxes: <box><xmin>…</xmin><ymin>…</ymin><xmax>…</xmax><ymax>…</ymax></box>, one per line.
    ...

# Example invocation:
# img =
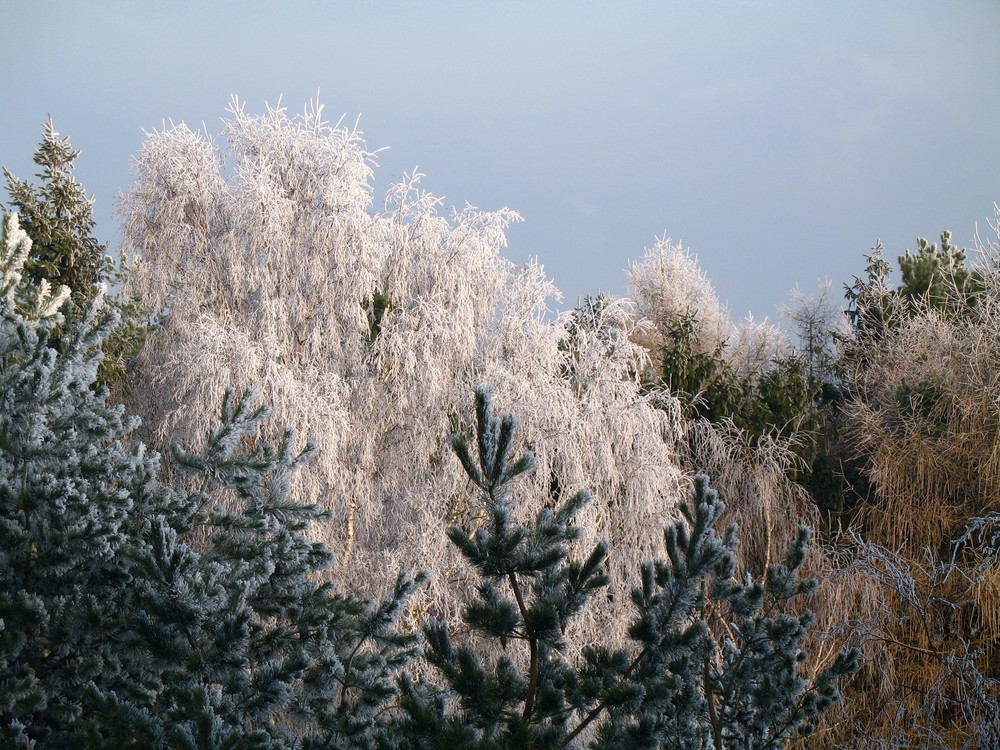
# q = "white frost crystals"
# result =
<box><xmin>1</xmin><ymin>213</ymin><xmax>70</xmax><ymax>319</ymax></box>
<box><xmin>118</xmin><ymin>98</ymin><xmax>687</xmax><ymax>643</ymax></box>
<box><xmin>626</xmin><ymin>235</ymin><xmax>732</xmax><ymax>373</ymax></box>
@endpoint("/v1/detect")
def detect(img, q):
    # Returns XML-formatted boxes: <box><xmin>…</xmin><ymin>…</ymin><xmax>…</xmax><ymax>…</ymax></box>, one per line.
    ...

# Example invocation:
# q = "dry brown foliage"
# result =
<box><xmin>833</xmin><ymin>218</ymin><xmax>1000</xmax><ymax>746</ymax></box>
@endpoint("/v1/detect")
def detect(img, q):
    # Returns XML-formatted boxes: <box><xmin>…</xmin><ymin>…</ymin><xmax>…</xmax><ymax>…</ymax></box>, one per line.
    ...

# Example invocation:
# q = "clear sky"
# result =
<box><xmin>2</xmin><ymin>0</ymin><xmax>998</xmax><ymax>321</ymax></box>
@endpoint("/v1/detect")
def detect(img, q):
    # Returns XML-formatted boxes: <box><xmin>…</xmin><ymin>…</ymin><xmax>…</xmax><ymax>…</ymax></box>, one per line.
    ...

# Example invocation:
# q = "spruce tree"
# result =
<box><xmin>0</xmin><ymin>212</ymin><xmax>148</xmax><ymax>748</ymax></box>
<box><xmin>4</xmin><ymin>119</ymin><xmax>108</xmax><ymax>304</ymax></box>
<box><xmin>4</xmin><ymin>120</ymin><xmax>149</xmax><ymax>388</ymax></box>
<box><xmin>0</xmin><ymin>211</ymin><xmax>422</xmax><ymax>749</ymax></box>
<box><xmin>389</xmin><ymin>387</ymin><xmax>857</xmax><ymax>749</ymax></box>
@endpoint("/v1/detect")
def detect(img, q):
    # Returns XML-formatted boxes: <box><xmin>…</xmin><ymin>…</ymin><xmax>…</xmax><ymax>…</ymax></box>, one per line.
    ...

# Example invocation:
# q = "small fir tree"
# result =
<box><xmin>389</xmin><ymin>387</ymin><xmax>857</xmax><ymax>749</ymax></box>
<box><xmin>4</xmin><ymin>118</ymin><xmax>108</xmax><ymax>303</ymax></box>
<box><xmin>4</xmin><ymin>119</ymin><xmax>150</xmax><ymax>387</ymax></box>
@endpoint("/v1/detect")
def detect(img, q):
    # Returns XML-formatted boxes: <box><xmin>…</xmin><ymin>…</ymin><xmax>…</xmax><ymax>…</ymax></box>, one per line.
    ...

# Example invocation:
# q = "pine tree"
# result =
<box><xmin>389</xmin><ymin>387</ymin><xmax>857</xmax><ymax>749</ymax></box>
<box><xmin>898</xmin><ymin>231</ymin><xmax>981</xmax><ymax>311</ymax></box>
<box><xmin>0</xmin><ymin>212</ymin><xmax>147</xmax><ymax>748</ymax></box>
<box><xmin>4</xmin><ymin>119</ymin><xmax>108</xmax><ymax>304</ymax></box>
<box><xmin>86</xmin><ymin>388</ymin><xmax>426</xmax><ymax>750</ymax></box>
<box><xmin>4</xmin><ymin>120</ymin><xmax>150</xmax><ymax>387</ymax></box>
<box><xmin>0</xmin><ymin>211</ymin><xmax>422</xmax><ymax>749</ymax></box>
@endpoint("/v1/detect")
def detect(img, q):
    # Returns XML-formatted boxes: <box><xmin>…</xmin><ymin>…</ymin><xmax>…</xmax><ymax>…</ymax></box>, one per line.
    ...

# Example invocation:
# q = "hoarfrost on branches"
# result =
<box><xmin>1</xmin><ymin>213</ymin><xmax>70</xmax><ymax>318</ymax></box>
<box><xmin>626</xmin><ymin>235</ymin><xmax>731</xmax><ymax>373</ymax></box>
<box><xmin>119</xmin><ymin>98</ymin><xmax>688</xmax><ymax>645</ymax></box>
<box><xmin>727</xmin><ymin>314</ymin><xmax>791</xmax><ymax>379</ymax></box>
<box><xmin>780</xmin><ymin>279</ymin><xmax>844</xmax><ymax>383</ymax></box>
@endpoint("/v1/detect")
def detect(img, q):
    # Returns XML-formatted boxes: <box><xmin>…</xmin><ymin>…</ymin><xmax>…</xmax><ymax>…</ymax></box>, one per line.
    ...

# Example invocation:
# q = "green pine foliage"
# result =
<box><xmin>897</xmin><ymin>231</ymin><xmax>982</xmax><ymax>311</ymax></box>
<box><xmin>562</xmin><ymin>298</ymin><xmax>829</xmax><ymax>473</ymax></box>
<box><xmin>389</xmin><ymin>387</ymin><xmax>857</xmax><ymax>749</ymax></box>
<box><xmin>659</xmin><ymin>313</ymin><xmax>740</xmax><ymax>423</ymax></box>
<box><xmin>654</xmin><ymin>313</ymin><xmax>846</xmax><ymax>516</ymax></box>
<box><xmin>4</xmin><ymin>120</ymin><xmax>150</xmax><ymax>388</ymax></box>
<box><xmin>367</xmin><ymin>290</ymin><xmax>393</xmax><ymax>343</ymax></box>
<box><xmin>843</xmin><ymin>241</ymin><xmax>895</xmax><ymax>348</ymax></box>
<box><xmin>0</xmin><ymin>212</ymin><xmax>423</xmax><ymax>749</ymax></box>
<box><xmin>658</xmin><ymin>313</ymin><xmax>819</xmax><ymax>442</ymax></box>
<box><xmin>4</xmin><ymin>119</ymin><xmax>108</xmax><ymax>304</ymax></box>
<box><xmin>1</xmin><ymin>213</ymin><xmax>141</xmax><ymax>747</ymax></box>
<box><xmin>844</xmin><ymin>232</ymin><xmax>982</xmax><ymax>345</ymax></box>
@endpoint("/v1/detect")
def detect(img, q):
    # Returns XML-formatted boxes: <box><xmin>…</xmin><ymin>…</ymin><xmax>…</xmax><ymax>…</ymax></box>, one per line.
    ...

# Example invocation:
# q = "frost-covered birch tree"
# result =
<box><xmin>118</xmin><ymin>99</ymin><xmax>688</xmax><ymax>644</ymax></box>
<box><xmin>626</xmin><ymin>237</ymin><xmax>732</xmax><ymax>375</ymax></box>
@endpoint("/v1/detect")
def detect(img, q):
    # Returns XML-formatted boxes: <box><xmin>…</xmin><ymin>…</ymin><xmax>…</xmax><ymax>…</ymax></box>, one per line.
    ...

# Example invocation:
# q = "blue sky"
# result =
<box><xmin>2</xmin><ymin>1</ymin><xmax>998</xmax><ymax>320</ymax></box>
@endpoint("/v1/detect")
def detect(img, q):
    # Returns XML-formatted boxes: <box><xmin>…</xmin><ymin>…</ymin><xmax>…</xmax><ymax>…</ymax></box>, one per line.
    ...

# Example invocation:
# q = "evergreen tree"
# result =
<box><xmin>844</xmin><ymin>232</ymin><xmax>982</xmax><ymax>346</ymax></box>
<box><xmin>659</xmin><ymin>313</ymin><xmax>738</xmax><ymax>422</ymax></box>
<box><xmin>898</xmin><ymin>231</ymin><xmax>982</xmax><ymax>311</ymax></box>
<box><xmin>4</xmin><ymin>120</ymin><xmax>150</xmax><ymax>387</ymax></box>
<box><xmin>86</xmin><ymin>388</ymin><xmax>426</xmax><ymax>750</ymax></box>
<box><xmin>657</xmin><ymin>313</ymin><xmax>822</xmax><ymax>446</ymax></box>
<box><xmin>0</xmin><ymin>211</ymin><xmax>422</xmax><ymax>749</ymax></box>
<box><xmin>4</xmin><ymin>119</ymin><xmax>108</xmax><ymax>304</ymax></box>
<box><xmin>843</xmin><ymin>241</ymin><xmax>895</xmax><ymax>348</ymax></box>
<box><xmin>0</xmin><ymin>212</ymin><xmax>144</xmax><ymax>748</ymax></box>
<box><xmin>389</xmin><ymin>387</ymin><xmax>857</xmax><ymax>749</ymax></box>
<box><xmin>654</xmin><ymin>312</ymin><xmax>849</xmax><ymax>518</ymax></box>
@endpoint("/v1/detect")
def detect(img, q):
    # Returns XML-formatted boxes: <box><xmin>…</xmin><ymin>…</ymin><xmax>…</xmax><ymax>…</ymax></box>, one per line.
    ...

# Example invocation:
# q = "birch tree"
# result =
<box><xmin>626</xmin><ymin>237</ymin><xmax>731</xmax><ymax>378</ymax></box>
<box><xmin>118</xmin><ymin>99</ymin><xmax>689</xmax><ymax>645</ymax></box>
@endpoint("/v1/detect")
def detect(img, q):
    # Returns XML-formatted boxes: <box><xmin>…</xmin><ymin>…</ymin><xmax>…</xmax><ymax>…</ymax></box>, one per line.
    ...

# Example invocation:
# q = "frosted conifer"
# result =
<box><xmin>0</xmin><ymin>210</ymin><xmax>422</xmax><ymax>748</ymax></box>
<box><xmin>4</xmin><ymin>119</ymin><xmax>108</xmax><ymax>304</ymax></box>
<box><xmin>0</xmin><ymin>212</ymin><xmax>143</xmax><ymax>747</ymax></box>
<box><xmin>4</xmin><ymin>121</ymin><xmax>150</xmax><ymax>387</ymax></box>
<box><xmin>387</xmin><ymin>388</ymin><xmax>857</xmax><ymax>749</ymax></box>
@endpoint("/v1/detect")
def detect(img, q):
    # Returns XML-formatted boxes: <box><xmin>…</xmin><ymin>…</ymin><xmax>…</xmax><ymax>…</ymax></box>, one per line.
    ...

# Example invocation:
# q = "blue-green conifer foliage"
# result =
<box><xmin>0</xmin><ymin>212</ymin><xmax>423</xmax><ymax>749</ymax></box>
<box><xmin>390</xmin><ymin>387</ymin><xmax>857</xmax><ymax>750</ymax></box>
